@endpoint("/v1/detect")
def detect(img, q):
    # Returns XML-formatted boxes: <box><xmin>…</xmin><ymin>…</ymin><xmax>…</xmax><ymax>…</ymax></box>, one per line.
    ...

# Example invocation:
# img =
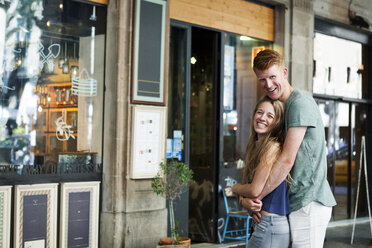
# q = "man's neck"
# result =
<box><xmin>280</xmin><ymin>85</ymin><xmax>294</xmax><ymax>103</ymax></box>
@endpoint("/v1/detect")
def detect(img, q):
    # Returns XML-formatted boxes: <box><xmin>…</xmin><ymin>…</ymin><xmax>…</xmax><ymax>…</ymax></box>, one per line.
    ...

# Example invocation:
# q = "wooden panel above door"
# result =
<box><xmin>87</xmin><ymin>0</ymin><xmax>108</xmax><ymax>4</ymax></box>
<box><xmin>169</xmin><ymin>0</ymin><xmax>274</xmax><ymax>42</ymax></box>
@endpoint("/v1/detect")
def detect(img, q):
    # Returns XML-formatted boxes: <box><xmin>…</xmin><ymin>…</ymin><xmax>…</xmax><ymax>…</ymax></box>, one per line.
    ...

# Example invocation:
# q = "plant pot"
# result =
<box><xmin>157</xmin><ymin>237</ymin><xmax>191</xmax><ymax>247</ymax></box>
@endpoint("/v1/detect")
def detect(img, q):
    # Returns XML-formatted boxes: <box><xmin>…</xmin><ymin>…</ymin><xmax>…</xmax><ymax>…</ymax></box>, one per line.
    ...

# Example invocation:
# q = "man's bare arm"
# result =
<box><xmin>258</xmin><ymin>126</ymin><xmax>307</xmax><ymax>199</ymax></box>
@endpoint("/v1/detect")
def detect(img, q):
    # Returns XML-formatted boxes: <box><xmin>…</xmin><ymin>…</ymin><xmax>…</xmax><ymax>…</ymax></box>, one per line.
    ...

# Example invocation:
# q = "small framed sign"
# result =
<box><xmin>131</xmin><ymin>105</ymin><xmax>166</xmax><ymax>178</ymax></box>
<box><xmin>87</xmin><ymin>0</ymin><xmax>108</xmax><ymax>4</ymax></box>
<box><xmin>0</xmin><ymin>186</ymin><xmax>12</xmax><ymax>248</ymax></box>
<box><xmin>251</xmin><ymin>46</ymin><xmax>265</xmax><ymax>66</ymax></box>
<box><xmin>60</xmin><ymin>182</ymin><xmax>100</xmax><ymax>248</ymax></box>
<box><xmin>132</xmin><ymin>0</ymin><xmax>167</xmax><ymax>105</ymax></box>
<box><xmin>14</xmin><ymin>184</ymin><xmax>58</xmax><ymax>248</ymax></box>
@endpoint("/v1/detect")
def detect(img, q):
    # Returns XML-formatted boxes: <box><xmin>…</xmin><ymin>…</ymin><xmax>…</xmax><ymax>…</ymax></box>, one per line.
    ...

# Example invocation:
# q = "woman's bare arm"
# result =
<box><xmin>232</xmin><ymin>143</ymin><xmax>280</xmax><ymax>198</ymax></box>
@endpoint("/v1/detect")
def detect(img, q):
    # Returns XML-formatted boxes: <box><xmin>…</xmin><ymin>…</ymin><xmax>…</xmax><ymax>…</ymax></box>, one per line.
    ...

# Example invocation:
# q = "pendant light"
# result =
<box><xmin>70</xmin><ymin>43</ymin><xmax>79</xmax><ymax>76</ymax></box>
<box><xmin>58</xmin><ymin>41</ymin><xmax>65</xmax><ymax>68</ymax></box>
<box><xmin>62</xmin><ymin>41</ymin><xmax>69</xmax><ymax>74</ymax></box>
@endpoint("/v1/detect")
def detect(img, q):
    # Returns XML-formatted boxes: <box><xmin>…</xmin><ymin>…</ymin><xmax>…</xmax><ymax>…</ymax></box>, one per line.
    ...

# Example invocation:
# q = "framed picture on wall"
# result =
<box><xmin>132</xmin><ymin>0</ymin><xmax>167</xmax><ymax>105</ymax></box>
<box><xmin>87</xmin><ymin>0</ymin><xmax>108</xmax><ymax>4</ymax></box>
<box><xmin>131</xmin><ymin>105</ymin><xmax>166</xmax><ymax>178</ymax></box>
<box><xmin>0</xmin><ymin>186</ymin><xmax>12</xmax><ymax>248</ymax></box>
<box><xmin>14</xmin><ymin>183</ymin><xmax>58</xmax><ymax>248</ymax></box>
<box><xmin>251</xmin><ymin>46</ymin><xmax>265</xmax><ymax>66</ymax></box>
<box><xmin>60</xmin><ymin>181</ymin><xmax>100</xmax><ymax>248</ymax></box>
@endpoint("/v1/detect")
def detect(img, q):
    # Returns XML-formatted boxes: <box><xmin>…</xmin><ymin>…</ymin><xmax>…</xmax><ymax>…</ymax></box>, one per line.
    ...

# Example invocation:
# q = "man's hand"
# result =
<box><xmin>241</xmin><ymin>198</ymin><xmax>262</xmax><ymax>212</ymax></box>
<box><xmin>251</xmin><ymin>211</ymin><xmax>262</xmax><ymax>224</ymax></box>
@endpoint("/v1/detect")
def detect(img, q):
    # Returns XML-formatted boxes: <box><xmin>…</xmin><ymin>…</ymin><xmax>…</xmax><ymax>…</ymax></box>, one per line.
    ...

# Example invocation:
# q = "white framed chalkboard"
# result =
<box><xmin>60</xmin><ymin>182</ymin><xmax>100</xmax><ymax>248</ymax></box>
<box><xmin>14</xmin><ymin>183</ymin><xmax>58</xmax><ymax>248</ymax></box>
<box><xmin>132</xmin><ymin>0</ymin><xmax>166</xmax><ymax>105</ymax></box>
<box><xmin>131</xmin><ymin>105</ymin><xmax>166</xmax><ymax>178</ymax></box>
<box><xmin>0</xmin><ymin>186</ymin><xmax>12</xmax><ymax>248</ymax></box>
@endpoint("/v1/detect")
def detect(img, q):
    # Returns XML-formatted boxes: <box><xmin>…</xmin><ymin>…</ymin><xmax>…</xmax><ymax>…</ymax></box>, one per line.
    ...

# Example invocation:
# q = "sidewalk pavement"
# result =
<box><xmin>324</xmin><ymin>217</ymin><xmax>372</xmax><ymax>248</ymax></box>
<box><xmin>191</xmin><ymin>218</ymin><xmax>372</xmax><ymax>248</ymax></box>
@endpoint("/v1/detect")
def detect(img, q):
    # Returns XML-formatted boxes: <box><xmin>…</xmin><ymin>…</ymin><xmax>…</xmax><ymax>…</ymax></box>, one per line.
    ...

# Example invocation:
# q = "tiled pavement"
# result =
<box><xmin>191</xmin><ymin>218</ymin><xmax>372</xmax><ymax>248</ymax></box>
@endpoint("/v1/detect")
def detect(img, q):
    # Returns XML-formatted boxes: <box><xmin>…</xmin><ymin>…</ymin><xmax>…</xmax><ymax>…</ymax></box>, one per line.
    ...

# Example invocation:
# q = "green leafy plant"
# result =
<box><xmin>152</xmin><ymin>160</ymin><xmax>195</xmax><ymax>245</ymax></box>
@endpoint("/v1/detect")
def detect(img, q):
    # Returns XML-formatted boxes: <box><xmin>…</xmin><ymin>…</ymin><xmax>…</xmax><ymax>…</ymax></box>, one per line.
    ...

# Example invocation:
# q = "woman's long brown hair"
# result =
<box><xmin>242</xmin><ymin>96</ymin><xmax>285</xmax><ymax>184</ymax></box>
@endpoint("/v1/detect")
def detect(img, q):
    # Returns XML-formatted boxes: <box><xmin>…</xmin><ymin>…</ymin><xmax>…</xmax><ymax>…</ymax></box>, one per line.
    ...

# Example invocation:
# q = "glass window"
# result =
<box><xmin>0</xmin><ymin>1</ymin><xmax>106</xmax><ymax>168</ymax></box>
<box><xmin>168</xmin><ymin>26</ymin><xmax>188</xmax><ymax>162</ymax></box>
<box><xmin>218</xmin><ymin>33</ymin><xmax>272</xmax><ymax>240</ymax></box>
<box><xmin>313</xmin><ymin>32</ymin><xmax>362</xmax><ymax>98</ymax></box>
<box><xmin>222</xmin><ymin>33</ymin><xmax>271</xmax><ymax>166</ymax></box>
<box><xmin>317</xmin><ymin>98</ymin><xmax>370</xmax><ymax>220</ymax></box>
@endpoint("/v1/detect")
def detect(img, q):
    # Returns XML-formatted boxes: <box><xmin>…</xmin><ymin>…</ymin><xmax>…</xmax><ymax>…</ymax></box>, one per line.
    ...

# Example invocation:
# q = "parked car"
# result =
<box><xmin>327</xmin><ymin>144</ymin><xmax>356</xmax><ymax>184</ymax></box>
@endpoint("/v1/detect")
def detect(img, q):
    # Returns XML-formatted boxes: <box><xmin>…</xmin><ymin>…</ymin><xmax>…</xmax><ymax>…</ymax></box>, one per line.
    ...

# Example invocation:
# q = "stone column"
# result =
<box><xmin>100</xmin><ymin>0</ymin><xmax>167</xmax><ymax>247</ymax></box>
<box><xmin>289</xmin><ymin>0</ymin><xmax>314</xmax><ymax>92</ymax></box>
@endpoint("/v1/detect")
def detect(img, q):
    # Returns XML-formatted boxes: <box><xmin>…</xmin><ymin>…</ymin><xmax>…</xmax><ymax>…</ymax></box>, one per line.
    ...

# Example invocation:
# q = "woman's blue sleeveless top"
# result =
<box><xmin>261</xmin><ymin>180</ymin><xmax>290</xmax><ymax>215</ymax></box>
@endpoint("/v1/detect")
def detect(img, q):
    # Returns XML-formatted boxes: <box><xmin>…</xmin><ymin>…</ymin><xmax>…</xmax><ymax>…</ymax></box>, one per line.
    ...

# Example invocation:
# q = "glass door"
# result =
<box><xmin>168</xmin><ymin>23</ymin><xmax>190</xmax><ymax>238</ymax></box>
<box><xmin>316</xmin><ymin>99</ymin><xmax>369</xmax><ymax>220</ymax></box>
<box><xmin>188</xmin><ymin>26</ymin><xmax>220</xmax><ymax>242</ymax></box>
<box><xmin>169</xmin><ymin>23</ymin><xmax>274</xmax><ymax>243</ymax></box>
<box><xmin>313</xmin><ymin>30</ymin><xmax>372</xmax><ymax>220</ymax></box>
<box><xmin>217</xmin><ymin>33</ymin><xmax>272</xmax><ymax>241</ymax></box>
<box><xmin>168</xmin><ymin>23</ymin><xmax>220</xmax><ymax>243</ymax></box>
<box><xmin>317</xmin><ymin>100</ymin><xmax>350</xmax><ymax>220</ymax></box>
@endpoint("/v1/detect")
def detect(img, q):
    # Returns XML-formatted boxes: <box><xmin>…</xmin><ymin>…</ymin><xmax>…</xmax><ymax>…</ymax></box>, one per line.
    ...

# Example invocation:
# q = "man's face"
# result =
<box><xmin>255</xmin><ymin>64</ymin><xmax>288</xmax><ymax>101</ymax></box>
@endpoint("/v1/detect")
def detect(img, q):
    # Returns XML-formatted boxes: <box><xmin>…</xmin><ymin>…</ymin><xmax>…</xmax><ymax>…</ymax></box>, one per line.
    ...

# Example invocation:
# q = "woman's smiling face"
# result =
<box><xmin>253</xmin><ymin>101</ymin><xmax>275</xmax><ymax>139</ymax></box>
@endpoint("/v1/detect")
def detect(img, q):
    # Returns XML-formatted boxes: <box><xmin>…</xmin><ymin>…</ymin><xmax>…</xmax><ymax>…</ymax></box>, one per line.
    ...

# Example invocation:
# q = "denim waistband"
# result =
<box><xmin>260</xmin><ymin>215</ymin><xmax>288</xmax><ymax>224</ymax></box>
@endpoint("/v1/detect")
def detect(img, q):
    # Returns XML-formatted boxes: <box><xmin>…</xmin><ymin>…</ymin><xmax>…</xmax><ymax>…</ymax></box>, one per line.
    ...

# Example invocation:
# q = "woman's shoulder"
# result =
<box><xmin>259</xmin><ymin>140</ymin><xmax>281</xmax><ymax>166</ymax></box>
<box><xmin>266</xmin><ymin>140</ymin><xmax>281</xmax><ymax>154</ymax></box>
<box><xmin>267</xmin><ymin>139</ymin><xmax>281</xmax><ymax>148</ymax></box>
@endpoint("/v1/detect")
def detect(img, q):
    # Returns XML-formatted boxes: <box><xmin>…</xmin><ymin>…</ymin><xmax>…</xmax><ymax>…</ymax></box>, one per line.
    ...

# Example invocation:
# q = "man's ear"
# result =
<box><xmin>283</xmin><ymin>67</ymin><xmax>288</xmax><ymax>78</ymax></box>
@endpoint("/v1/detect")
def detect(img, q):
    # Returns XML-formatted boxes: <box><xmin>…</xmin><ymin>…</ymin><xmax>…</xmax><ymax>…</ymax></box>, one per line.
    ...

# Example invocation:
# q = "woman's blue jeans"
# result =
<box><xmin>248</xmin><ymin>215</ymin><xmax>290</xmax><ymax>248</ymax></box>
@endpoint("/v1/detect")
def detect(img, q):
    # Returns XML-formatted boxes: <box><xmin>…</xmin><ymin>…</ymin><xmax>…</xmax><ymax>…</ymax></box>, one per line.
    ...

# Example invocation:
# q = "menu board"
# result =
<box><xmin>14</xmin><ymin>184</ymin><xmax>58</xmax><ymax>248</ymax></box>
<box><xmin>131</xmin><ymin>105</ymin><xmax>166</xmax><ymax>178</ymax></box>
<box><xmin>132</xmin><ymin>0</ymin><xmax>166</xmax><ymax>104</ymax></box>
<box><xmin>68</xmin><ymin>192</ymin><xmax>90</xmax><ymax>247</ymax></box>
<box><xmin>0</xmin><ymin>186</ymin><xmax>11</xmax><ymax>248</ymax></box>
<box><xmin>23</xmin><ymin>195</ymin><xmax>47</xmax><ymax>246</ymax></box>
<box><xmin>60</xmin><ymin>182</ymin><xmax>100</xmax><ymax>248</ymax></box>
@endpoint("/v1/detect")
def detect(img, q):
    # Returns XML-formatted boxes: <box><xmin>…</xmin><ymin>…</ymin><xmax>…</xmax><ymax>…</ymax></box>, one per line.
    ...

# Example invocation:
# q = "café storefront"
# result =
<box><xmin>0</xmin><ymin>0</ymin><xmax>106</xmax><ymax>247</ymax></box>
<box><xmin>167</xmin><ymin>0</ymin><xmax>281</xmax><ymax>242</ymax></box>
<box><xmin>3</xmin><ymin>0</ymin><xmax>371</xmax><ymax>247</ymax></box>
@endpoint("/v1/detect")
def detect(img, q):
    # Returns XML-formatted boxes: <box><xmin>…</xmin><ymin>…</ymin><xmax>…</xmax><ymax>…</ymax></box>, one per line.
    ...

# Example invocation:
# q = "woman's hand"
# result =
<box><xmin>241</xmin><ymin>198</ymin><xmax>262</xmax><ymax>212</ymax></box>
<box><xmin>231</xmin><ymin>183</ymin><xmax>240</xmax><ymax>194</ymax></box>
<box><xmin>238</xmin><ymin>196</ymin><xmax>263</xmax><ymax>223</ymax></box>
<box><xmin>238</xmin><ymin>195</ymin><xmax>244</xmax><ymax>205</ymax></box>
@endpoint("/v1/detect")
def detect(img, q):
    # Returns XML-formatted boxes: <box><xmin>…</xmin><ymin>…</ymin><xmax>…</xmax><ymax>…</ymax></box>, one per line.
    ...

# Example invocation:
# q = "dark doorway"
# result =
<box><xmin>188</xmin><ymin>27</ymin><xmax>220</xmax><ymax>242</ymax></box>
<box><xmin>168</xmin><ymin>24</ymin><xmax>221</xmax><ymax>242</ymax></box>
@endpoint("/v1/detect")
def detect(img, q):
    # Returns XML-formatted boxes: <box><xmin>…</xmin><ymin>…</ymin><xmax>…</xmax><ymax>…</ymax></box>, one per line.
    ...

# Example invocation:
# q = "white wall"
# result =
<box><xmin>313</xmin><ymin>32</ymin><xmax>362</xmax><ymax>98</ymax></box>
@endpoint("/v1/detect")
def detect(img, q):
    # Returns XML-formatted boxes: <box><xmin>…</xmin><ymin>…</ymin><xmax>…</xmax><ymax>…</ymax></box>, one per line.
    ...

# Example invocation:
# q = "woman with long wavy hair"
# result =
<box><xmin>232</xmin><ymin>96</ymin><xmax>291</xmax><ymax>248</ymax></box>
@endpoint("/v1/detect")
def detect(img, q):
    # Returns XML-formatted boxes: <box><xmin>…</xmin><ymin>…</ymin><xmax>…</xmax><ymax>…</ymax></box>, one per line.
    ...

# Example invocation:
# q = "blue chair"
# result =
<box><xmin>221</xmin><ymin>187</ymin><xmax>252</xmax><ymax>247</ymax></box>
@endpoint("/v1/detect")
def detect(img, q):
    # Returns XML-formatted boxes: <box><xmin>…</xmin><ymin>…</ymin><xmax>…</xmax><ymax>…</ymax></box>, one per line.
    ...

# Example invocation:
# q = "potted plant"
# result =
<box><xmin>152</xmin><ymin>159</ymin><xmax>195</xmax><ymax>246</ymax></box>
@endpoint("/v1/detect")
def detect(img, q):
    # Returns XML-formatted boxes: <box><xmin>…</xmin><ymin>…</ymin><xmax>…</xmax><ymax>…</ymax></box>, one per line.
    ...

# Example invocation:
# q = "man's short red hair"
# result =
<box><xmin>253</xmin><ymin>49</ymin><xmax>284</xmax><ymax>72</ymax></box>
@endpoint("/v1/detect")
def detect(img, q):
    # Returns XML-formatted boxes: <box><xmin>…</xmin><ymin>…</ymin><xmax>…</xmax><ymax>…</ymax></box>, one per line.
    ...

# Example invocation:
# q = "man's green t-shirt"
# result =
<box><xmin>285</xmin><ymin>88</ymin><xmax>336</xmax><ymax>212</ymax></box>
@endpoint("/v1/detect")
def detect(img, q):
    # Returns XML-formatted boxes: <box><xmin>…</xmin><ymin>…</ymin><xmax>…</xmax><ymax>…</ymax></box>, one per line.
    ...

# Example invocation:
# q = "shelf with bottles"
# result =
<box><xmin>34</xmin><ymin>82</ymin><xmax>78</xmax><ymax>108</ymax></box>
<box><xmin>34</xmin><ymin>131</ymin><xmax>79</xmax><ymax>166</ymax></box>
<box><xmin>34</xmin><ymin>131</ymin><xmax>78</xmax><ymax>155</ymax></box>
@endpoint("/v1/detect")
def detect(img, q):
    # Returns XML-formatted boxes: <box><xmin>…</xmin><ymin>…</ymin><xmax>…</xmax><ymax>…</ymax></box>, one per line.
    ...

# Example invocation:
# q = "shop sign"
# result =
<box><xmin>132</xmin><ymin>0</ymin><xmax>166</xmax><ymax>105</ymax></box>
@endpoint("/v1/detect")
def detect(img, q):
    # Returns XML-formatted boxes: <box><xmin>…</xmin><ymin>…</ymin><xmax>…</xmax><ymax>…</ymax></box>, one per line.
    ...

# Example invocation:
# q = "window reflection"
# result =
<box><xmin>313</xmin><ymin>33</ymin><xmax>362</xmax><ymax>98</ymax></box>
<box><xmin>0</xmin><ymin>1</ymin><xmax>106</xmax><ymax>168</ymax></box>
<box><xmin>222</xmin><ymin>33</ymin><xmax>271</xmax><ymax>166</ymax></box>
<box><xmin>317</xmin><ymin>99</ymin><xmax>369</xmax><ymax>220</ymax></box>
